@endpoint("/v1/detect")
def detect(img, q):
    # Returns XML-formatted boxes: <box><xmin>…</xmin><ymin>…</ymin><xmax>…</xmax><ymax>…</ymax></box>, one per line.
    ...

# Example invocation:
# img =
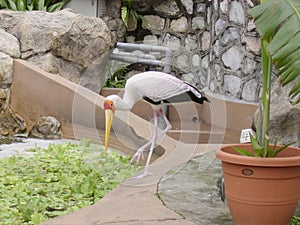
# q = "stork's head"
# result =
<box><xmin>103</xmin><ymin>96</ymin><xmax>116</xmax><ymax>153</ymax></box>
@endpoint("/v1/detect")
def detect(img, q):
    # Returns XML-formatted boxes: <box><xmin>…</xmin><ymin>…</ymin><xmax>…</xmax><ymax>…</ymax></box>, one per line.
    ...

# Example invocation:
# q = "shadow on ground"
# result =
<box><xmin>158</xmin><ymin>150</ymin><xmax>300</xmax><ymax>225</ymax></box>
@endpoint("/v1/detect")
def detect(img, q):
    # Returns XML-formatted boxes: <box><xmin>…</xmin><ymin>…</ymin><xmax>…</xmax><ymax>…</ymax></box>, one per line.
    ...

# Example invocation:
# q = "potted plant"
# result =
<box><xmin>216</xmin><ymin>0</ymin><xmax>300</xmax><ymax>224</ymax></box>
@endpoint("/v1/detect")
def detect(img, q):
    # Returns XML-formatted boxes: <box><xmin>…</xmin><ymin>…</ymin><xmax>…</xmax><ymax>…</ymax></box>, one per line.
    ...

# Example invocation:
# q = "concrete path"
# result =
<box><xmin>38</xmin><ymin>142</ymin><xmax>220</xmax><ymax>225</ymax></box>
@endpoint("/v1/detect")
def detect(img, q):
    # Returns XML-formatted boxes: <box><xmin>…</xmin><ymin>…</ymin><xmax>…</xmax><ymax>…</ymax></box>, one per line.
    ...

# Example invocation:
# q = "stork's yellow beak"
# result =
<box><xmin>104</xmin><ymin>109</ymin><xmax>114</xmax><ymax>153</ymax></box>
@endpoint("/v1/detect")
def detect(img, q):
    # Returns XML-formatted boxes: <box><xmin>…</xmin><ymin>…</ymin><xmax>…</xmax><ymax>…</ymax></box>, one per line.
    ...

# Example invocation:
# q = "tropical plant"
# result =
<box><xmin>104</xmin><ymin>65</ymin><xmax>129</xmax><ymax>88</ymax></box>
<box><xmin>0</xmin><ymin>0</ymin><xmax>69</xmax><ymax>12</ymax></box>
<box><xmin>233</xmin><ymin>0</ymin><xmax>300</xmax><ymax>157</ymax></box>
<box><xmin>121</xmin><ymin>0</ymin><xmax>145</xmax><ymax>29</ymax></box>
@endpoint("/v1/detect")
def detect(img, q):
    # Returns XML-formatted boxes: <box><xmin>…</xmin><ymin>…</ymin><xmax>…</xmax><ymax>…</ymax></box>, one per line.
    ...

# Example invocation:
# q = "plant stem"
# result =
<box><xmin>261</xmin><ymin>39</ymin><xmax>272</xmax><ymax>156</ymax></box>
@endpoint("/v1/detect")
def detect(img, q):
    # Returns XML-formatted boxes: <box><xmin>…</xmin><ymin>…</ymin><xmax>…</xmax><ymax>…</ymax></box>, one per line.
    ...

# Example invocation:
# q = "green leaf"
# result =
<box><xmin>250</xmin><ymin>134</ymin><xmax>265</xmax><ymax>157</ymax></box>
<box><xmin>121</xmin><ymin>6</ymin><xmax>129</xmax><ymax>27</ymax></box>
<box><xmin>16</xmin><ymin>0</ymin><xmax>25</xmax><ymax>10</ymax></box>
<box><xmin>273</xmin><ymin>141</ymin><xmax>296</xmax><ymax>156</ymax></box>
<box><xmin>7</xmin><ymin>0</ymin><xmax>17</xmax><ymax>10</ymax></box>
<box><xmin>47</xmin><ymin>2</ymin><xmax>64</xmax><ymax>12</ymax></box>
<box><xmin>0</xmin><ymin>0</ymin><xmax>9</xmax><ymax>8</ymax></box>
<box><xmin>0</xmin><ymin>140</ymin><xmax>140</xmax><ymax>224</ymax></box>
<box><xmin>249</xmin><ymin>0</ymin><xmax>300</xmax><ymax>104</ymax></box>
<box><xmin>232</xmin><ymin>146</ymin><xmax>254</xmax><ymax>157</ymax></box>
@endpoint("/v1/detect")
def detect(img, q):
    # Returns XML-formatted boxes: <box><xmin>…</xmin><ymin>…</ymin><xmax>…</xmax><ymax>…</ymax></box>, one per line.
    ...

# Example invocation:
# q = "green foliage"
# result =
<box><xmin>249</xmin><ymin>0</ymin><xmax>300</xmax><ymax>105</ymax></box>
<box><xmin>121</xmin><ymin>0</ymin><xmax>145</xmax><ymax>29</ymax></box>
<box><xmin>0</xmin><ymin>0</ymin><xmax>68</xmax><ymax>12</ymax></box>
<box><xmin>104</xmin><ymin>65</ymin><xmax>129</xmax><ymax>88</ymax></box>
<box><xmin>290</xmin><ymin>216</ymin><xmax>300</xmax><ymax>225</ymax></box>
<box><xmin>0</xmin><ymin>140</ymin><xmax>140</xmax><ymax>225</ymax></box>
<box><xmin>233</xmin><ymin>0</ymin><xmax>300</xmax><ymax>157</ymax></box>
<box><xmin>232</xmin><ymin>133</ymin><xmax>295</xmax><ymax>157</ymax></box>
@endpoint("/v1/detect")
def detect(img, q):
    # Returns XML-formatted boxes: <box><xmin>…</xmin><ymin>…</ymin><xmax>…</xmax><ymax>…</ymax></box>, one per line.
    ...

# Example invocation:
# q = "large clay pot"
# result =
<box><xmin>216</xmin><ymin>144</ymin><xmax>300</xmax><ymax>225</ymax></box>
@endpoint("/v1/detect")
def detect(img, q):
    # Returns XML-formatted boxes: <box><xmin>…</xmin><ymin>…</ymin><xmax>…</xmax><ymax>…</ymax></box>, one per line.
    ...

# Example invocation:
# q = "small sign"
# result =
<box><xmin>240</xmin><ymin>129</ymin><xmax>255</xmax><ymax>143</ymax></box>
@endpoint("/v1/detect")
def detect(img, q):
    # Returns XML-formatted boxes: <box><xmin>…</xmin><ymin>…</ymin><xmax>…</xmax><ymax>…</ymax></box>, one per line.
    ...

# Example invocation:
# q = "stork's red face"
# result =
<box><xmin>103</xmin><ymin>99</ymin><xmax>116</xmax><ymax>113</ymax></box>
<box><xmin>103</xmin><ymin>99</ymin><xmax>115</xmax><ymax>153</ymax></box>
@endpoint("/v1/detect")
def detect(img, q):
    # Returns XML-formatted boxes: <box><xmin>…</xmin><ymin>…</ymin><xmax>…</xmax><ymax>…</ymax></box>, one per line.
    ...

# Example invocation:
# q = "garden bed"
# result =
<box><xmin>0</xmin><ymin>139</ymin><xmax>139</xmax><ymax>225</ymax></box>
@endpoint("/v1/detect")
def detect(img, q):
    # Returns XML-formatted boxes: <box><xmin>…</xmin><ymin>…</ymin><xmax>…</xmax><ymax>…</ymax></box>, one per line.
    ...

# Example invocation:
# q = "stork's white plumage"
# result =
<box><xmin>103</xmin><ymin>71</ymin><xmax>210</xmax><ymax>178</ymax></box>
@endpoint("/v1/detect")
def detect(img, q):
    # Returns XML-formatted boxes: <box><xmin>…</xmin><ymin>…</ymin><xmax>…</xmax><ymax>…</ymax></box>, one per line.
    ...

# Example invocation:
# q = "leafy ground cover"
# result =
<box><xmin>0</xmin><ymin>139</ymin><xmax>140</xmax><ymax>225</ymax></box>
<box><xmin>291</xmin><ymin>216</ymin><xmax>300</xmax><ymax>225</ymax></box>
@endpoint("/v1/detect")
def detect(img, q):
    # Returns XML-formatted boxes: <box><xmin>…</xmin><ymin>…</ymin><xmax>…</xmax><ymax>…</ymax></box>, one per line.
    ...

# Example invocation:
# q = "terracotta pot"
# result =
<box><xmin>216</xmin><ymin>144</ymin><xmax>300</xmax><ymax>225</ymax></box>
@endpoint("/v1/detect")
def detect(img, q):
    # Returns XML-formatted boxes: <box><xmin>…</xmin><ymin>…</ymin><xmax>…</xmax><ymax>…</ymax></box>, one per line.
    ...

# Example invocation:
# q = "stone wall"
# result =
<box><xmin>102</xmin><ymin>0</ymin><xmax>261</xmax><ymax>102</ymax></box>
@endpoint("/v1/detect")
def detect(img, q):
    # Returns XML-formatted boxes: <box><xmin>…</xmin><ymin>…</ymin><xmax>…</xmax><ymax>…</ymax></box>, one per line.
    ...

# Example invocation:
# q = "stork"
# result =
<box><xmin>103</xmin><ymin>71</ymin><xmax>210</xmax><ymax>178</ymax></box>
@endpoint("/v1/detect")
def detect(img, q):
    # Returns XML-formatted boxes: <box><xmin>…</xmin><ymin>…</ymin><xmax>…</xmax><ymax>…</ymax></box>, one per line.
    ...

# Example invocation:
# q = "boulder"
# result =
<box><xmin>29</xmin><ymin>116</ymin><xmax>61</xmax><ymax>139</ymax></box>
<box><xmin>253</xmin><ymin>80</ymin><xmax>300</xmax><ymax>147</ymax></box>
<box><xmin>0</xmin><ymin>108</ymin><xmax>26</xmax><ymax>137</ymax></box>
<box><xmin>0</xmin><ymin>9</ymin><xmax>114</xmax><ymax>92</ymax></box>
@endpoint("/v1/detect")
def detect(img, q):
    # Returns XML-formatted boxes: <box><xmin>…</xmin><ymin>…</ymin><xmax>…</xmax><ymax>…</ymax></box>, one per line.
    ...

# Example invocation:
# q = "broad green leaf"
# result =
<box><xmin>289</xmin><ymin>77</ymin><xmax>300</xmax><ymax>98</ymax></box>
<box><xmin>268</xmin><ymin>14</ymin><xmax>299</xmax><ymax>54</ymax></box>
<box><xmin>249</xmin><ymin>0</ymin><xmax>300</xmax><ymax>104</ymax></box>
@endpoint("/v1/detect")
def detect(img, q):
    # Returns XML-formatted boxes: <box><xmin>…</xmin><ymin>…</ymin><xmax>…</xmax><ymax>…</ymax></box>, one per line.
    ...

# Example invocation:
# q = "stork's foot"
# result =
<box><xmin>129</xmin><ymin>145</ymin><xmax>150</xmax><ymax>165</ymax></box>
<box><xmin>129</xmin><ymin>150</ymin><xmax>144</xmax><ymax>165</ymax></box>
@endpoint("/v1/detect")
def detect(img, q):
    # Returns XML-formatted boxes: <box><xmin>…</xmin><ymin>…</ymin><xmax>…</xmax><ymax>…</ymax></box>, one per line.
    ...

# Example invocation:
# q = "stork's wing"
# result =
<box><xmin>125</xmin><ymin>71</ymin><xmax>203</xmax><ymax>103</ymax></box>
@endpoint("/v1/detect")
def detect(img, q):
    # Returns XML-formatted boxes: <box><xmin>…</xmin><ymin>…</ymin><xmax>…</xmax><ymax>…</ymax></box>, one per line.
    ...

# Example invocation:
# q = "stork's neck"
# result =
<box><xmin>115</xmin><ymin>95</ymin><xmax>136</xmax><ymax>111</ymax></box>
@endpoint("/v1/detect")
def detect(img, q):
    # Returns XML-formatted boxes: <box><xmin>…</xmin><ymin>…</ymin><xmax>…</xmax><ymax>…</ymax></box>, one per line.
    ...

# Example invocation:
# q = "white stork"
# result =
<box><xmin>103</xmin><ymin>71</ymin><xmax>210</xmax><ymax>178</ymax></box>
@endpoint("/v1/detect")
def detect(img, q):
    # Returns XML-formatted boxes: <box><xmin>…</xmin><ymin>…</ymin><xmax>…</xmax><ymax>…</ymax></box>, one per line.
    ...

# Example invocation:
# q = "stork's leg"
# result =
<box><xmin>130</xmin><ymin>109</ymin><xmax>171</xmax><ymax>178</ymax></box>
<box><xmin>129</xmin><ymin>139</ymin><xmax>152</xmax><ymax>165</ymax></box>
<box><xmin>129</xmin><ymin>110</ymin><xmax>159</xmax><ymax>165</ymax></box>
<box><xmin>134</xmin><ymin>110</ymin><xmax>158</xmax><ymax>178</ymax></box>
<box><xmin>159</xmin><ymin>108</ymin><xmax>172</xmax><ymax>134</ymax></box>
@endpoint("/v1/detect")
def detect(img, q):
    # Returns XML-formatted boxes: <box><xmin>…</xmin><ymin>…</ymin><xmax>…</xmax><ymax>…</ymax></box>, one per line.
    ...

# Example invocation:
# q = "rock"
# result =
<box><xmin>0</xmin><ymin>28</ymin><xmax>21</xmax><ymax>58</ymax></box>
<box><xmin>0</xmin><ymin>88</ymin><xmax>10</xmax><ymax>112</ymax></box>
<box><xmin>181</xmin><ymin>0</ymin><xmax>193</xmax><ymax>14</ymax></box>
<box><xmin>241</xmin><ymin>34</ymin><xmax>261</xmax><ymax>55</ymax></box>
<box><xmin>222</xmin><ymin>46</ymin><xmax>243</xmax><ymax>71</ymax></box>
<box><xmin>185</xmin><ymin>34</ymin><xmax>197</xmax><ymax>51</ymax></box>
<box><xmin>0</xmin><ymin>9</ymin><xmax>114</xmax><ymax>92</ymax></box>
<box><xmin>174</xmin><ymin>53</ymin><xmax>190</xmax><ymax>73</ymax></box>
<box><xmin>242</xmin><ymin>57</ymin><xmax>257</xmax><ymax>75</ymax></box>
<box><xmin>143</xmin><ymin>35</ymin><xmax>159</xmax><ymax>46</ymax></box>
<box><xmin>0</xmin><ymin>109</ymin><xmax>27</xmax><ymax>137</ymax></box>
<box><xmin>215</xmin><ymin>18</ymin><xmax>226</xmax><ymax>36</ymax></box>
<box><xmin>201</xmin><ymin>31</ymin><xmax>211</xmax><ymax>52</ymax></box>
<box><xmin>30</xmin><ymin>116</ymin><xmax>62</xmax><ymax>140</ymax></box>
<box><xmin>253</xmin><ymin>80</ymin><xmax>300</xmax><ymax>147</ymax></box>
<box><xmin>192</xmin><ymin>16</ymin><xmax>205</xmax><ymax>30</ymax></box>
<box><xmin>154</xmin><ymin>0</ymin><xmax>180</xmax><ymax>16</ymax></box>
<box><xmin>221</xmin><ymin>27</ymin><xmax>240</xmax><ymax>46</ymax></box>
<box><xmin>192</xmin><ymin>54</ymin><xmax>201</xmax><ymax>68</ymax></box>
<box><xmin>242</xmin><ymin>79</ymin><xmax>258</xmax><ymax>102</ymax></box>
<box><xmin>229</xmin><ymin>1</ymin><xmax>245</xmax><ymax>25</ymax></box>
<box><xmin>196</xmin><ymin>3</ymin><xmax>206</xmax><ymax>13</ymax></box>
<box><xmin>170</xmin><ymin>17</ymin><xmax>188</xmax><ymax>33</ymax></box>
<box><xmin>223</xmin><ymin>75</ymin><xmax>241</xmax><ymax>97</ymax></box>
<box><xmin>0</xmin><ymin>52</ymin><xmax>13</xmax><ymax>85</ymax></box>
<box><xmin>142</xmin><ymin>15</ymin><xmax>165</xmax><ymax>31</ymax></box>
<box><xmin>163</xmin><ymin>33</ymin><xmax>181</xmax><ymax>51</ymax></box>
<box><xmin>220</xmin><ymin>0</ymin><xmax>229</xmax><ymax>13</ymax></box>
